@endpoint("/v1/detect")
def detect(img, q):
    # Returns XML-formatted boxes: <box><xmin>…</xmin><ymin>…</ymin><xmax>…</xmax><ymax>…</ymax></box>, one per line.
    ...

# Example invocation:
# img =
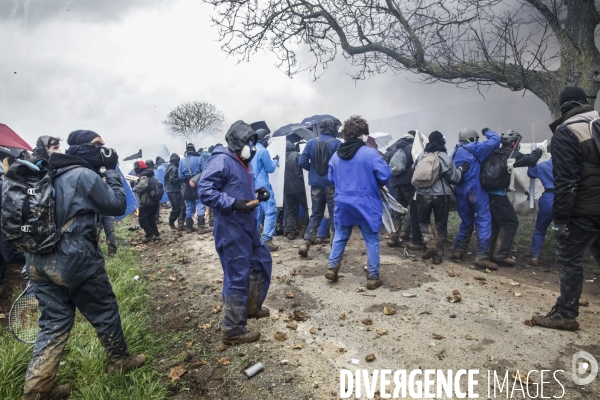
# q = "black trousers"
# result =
<box><xmin>416</xmin><ymin>194</ymin><xmax>450</xmax><ymax>256</ymax></box>
<box><xmin>393</xmin><ymin>184</ymin><xmax>422</xmax><ymax>243</ymax></box>
<box><xmin>24</xmin><ymin>267</ymin><xmax>128</xmax><ymax>395</ymax></box>
<box><xmin>167</xmin><ymin>191</ymin><xmax>185</xmax><ymax>226</ymax></box>
<box><xmin>489</xmin><ymin>194</ymin><xmax>519</xmax><ymax>259</ymax></box>
<box><xmin>139</xmin><ymin>203</ymin><xmax>160</xmax><ymax>237</ymax></box>
<box><xmin>556</xmin><ymin>215</ymin><xmax>600</xmax><ymax>318</ymax></box>
<box><xmin>101</xmin><ymin>216</ymin><xmax>117</xmax><ymax>252</ymax></box>
<box><xmin>284</xmin><ymin>192</ymin><xmax>309</xmax><ymax>233</ymax></box>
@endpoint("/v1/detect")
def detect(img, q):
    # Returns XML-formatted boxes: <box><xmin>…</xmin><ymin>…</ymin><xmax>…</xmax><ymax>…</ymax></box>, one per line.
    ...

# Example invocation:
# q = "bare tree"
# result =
<box><xmin>163</xmin><ymin>101</ymin><xmax>226</xmax><ymax>142</ymax></box>
<box><xmin>202</xmin><ymin>0</ymin><xmax>600</xmax><ymax>119</ymax></box>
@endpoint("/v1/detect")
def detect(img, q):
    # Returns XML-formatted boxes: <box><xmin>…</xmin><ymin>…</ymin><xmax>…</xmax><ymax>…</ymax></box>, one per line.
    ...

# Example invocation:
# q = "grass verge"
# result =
<box><xmin>0</xmin><ymin>223</ymin><xmax>168</xmax><ymax>400</ymax></box>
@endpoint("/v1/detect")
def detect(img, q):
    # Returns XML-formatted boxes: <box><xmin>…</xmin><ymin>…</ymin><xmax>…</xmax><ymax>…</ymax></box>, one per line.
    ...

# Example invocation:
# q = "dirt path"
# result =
<box><xmin>139</xmin><ymin>211</ymin><xmax>600</xmax><ymax>399</ymax></box>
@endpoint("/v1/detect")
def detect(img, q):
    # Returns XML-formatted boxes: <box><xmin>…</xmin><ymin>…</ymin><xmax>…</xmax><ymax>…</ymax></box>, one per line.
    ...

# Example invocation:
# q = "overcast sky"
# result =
<box><xmin>0</xmin><ymin>0</ymin><xmax>545</xmax><ymax>156</ymax></box>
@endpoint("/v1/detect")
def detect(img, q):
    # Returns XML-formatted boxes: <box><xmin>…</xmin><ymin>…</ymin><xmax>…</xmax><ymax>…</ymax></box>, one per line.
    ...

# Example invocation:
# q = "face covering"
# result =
<box><xmin>240</xmin><ymin>142</ymin><xmax>257</xmax><ymax>162</ymax></box>
<box><xmin>66</xmin><ymin>144</ymin><xmax>103</xmax><ymax>170</ymax></box>
<box><xmin>362</xmin><ymin>135</ymin><xmax>368</xmax><ymax>143</ymax></box>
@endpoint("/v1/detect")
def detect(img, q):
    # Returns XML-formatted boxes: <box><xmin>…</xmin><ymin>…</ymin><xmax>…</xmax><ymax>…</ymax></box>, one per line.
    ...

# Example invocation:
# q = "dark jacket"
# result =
<box><xmin>384</xmin><ymin>136</ymin><xmax>414</xmax><ymax>187</ymax></box>
<box><xmin>165</xmin><ymin>162</ymin><xmax>182</xmax><ymax>193</ymax></box>
<box><xmin>550</xmin><ymin>105</ymin><xmax>600</xmax><ymax>224</ymax></box>
<box><xmin>137</xmin><ymin>169</ymin><xmax>159</xmax><ymax>206</ymax></box>
<box><xmin>27</xmin><ymin>153</ymin><xmax>126</xmax><ymax>287</ymax></box>
<box><xmin>497</xmin><ymin>146</ymin><xmax>543</xmax><ymax>168</ymax></box>
<box><xmin>298</xmin><ymin>133</ymin><xmax>341</xmax><ymax>187</ymax></box>
<box><xmin>284</xmin><ymin>141</ymin><xmax>305</xmax><ymax>195</ymax></box>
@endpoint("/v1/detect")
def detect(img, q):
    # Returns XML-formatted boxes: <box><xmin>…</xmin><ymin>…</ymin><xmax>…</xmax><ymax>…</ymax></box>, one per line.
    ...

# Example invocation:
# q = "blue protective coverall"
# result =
<box><xmin>250</xmin><ymin>142</ymin><xmax>279</xmax><ymax>241</ymax></box>
<box><xmin>450</xmin><ymin>130</ymin><xmax>501</xmax><ymax>256</ymax></box>
<box><xmin>154</xmin><ymin>162</ymin><xmax>170</xmax><ymax>203</ymax></box>
<box><xmin>528</xmin><ymin>158</ymin><xmax>554</xmax><ymax>258</ymax></box>
<box><xmin>178</xmin><ymin>153</ymin><xmax>206</xmax><ymax>218</ymax></box>
<box><xmin>198</xmin><ymin>145</ymin><xmax>272</xmax><ymax>338</ymax></box>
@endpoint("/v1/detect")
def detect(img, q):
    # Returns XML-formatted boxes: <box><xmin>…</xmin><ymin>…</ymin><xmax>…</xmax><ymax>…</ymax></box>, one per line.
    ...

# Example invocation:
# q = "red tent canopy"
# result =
<box><xmin>0</xmin><ymin>123</ymin><xmax>32</xmax><ymax>151</ymax></box>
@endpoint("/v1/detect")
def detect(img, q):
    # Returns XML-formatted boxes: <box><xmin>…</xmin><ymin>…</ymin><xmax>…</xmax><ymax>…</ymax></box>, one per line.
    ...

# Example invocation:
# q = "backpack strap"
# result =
<box><xmin>184</xmin><ymin>158</ymin><xmax>193</xmax><ymax>176</ymax></box>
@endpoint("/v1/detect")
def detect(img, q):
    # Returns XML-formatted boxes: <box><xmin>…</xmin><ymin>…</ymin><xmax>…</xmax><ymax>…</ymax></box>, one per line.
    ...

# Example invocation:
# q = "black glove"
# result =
<box><xmin>256</xmin><ymin>187</ymin><xmax>270</xmax><ymax>202</ymax></box>
<box><xmin>100</xmin><ymin>147</ymin><xmax>119</xmax><ymax>170</ymax></box>
<box><xmin>552</xmin><ymin>223</ymin><xmax>569</xmax><ymax>240</ymax></box>
<box><xmin>232</xmin><ymin>199</ymin><xmax>258</xmax><ymax>214</ymax></box>
<box><xmin>272</xmin><ymin>155</ymin><xmax>280</xmax><ymax>161</ymax></box>
<box><xmin>481</xmin><ymin>128</ymin><xmax>490</xmax><ymax>135</ymax></box>
<box><xmin>458</xmin><ymin>163</ymin><xmax>470</xmax><ymax>173</ymax></box>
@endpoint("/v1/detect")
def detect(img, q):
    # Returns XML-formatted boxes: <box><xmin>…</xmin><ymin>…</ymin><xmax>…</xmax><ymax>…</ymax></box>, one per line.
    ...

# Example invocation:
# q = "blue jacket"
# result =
<box><xmin>328</xmin><ymin>146</ymin><xmax>391</xmax><ymax>232</ymax></box>
<box><xmin>299</xmin><ymin>133</ymin><xmax>342</xmax><ymax>187</ymax></box>
<box><xmin>450</xmin><ymin>130</ymin><xmax>501</xmax><ymax>195</ymax></box>
<box><xmin>250</xmin><ymin>143</ymin><xmax>278</xmax><ymax>190</ymax></box>
<box><xmin>178</xmin><ymin>153</ymin><xmax>205</xmax><ymax>180</ymax></box>
<box><xmin>528</xmin><ymin>158</ymin><xmax>554</xmax><ymax>190</ymax></box>
<box><xmin>154</xmin><ymin>163</ymin><xmax>170</xmax><ymax>202</ymax></box>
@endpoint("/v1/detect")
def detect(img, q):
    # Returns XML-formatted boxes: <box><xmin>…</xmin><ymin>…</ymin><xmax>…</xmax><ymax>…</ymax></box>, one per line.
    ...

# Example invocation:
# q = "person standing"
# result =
<box><xmin>449</xmin><ymin>128</ymin><xmax>500</xmax><ymax>270</ymax></box>
<box><xmin>136</xmin><ymin>161</ymin><xmax>162</xmax><ymax>243</ymax></box>
<box><xmin>165</xmin><ymin>153</ymin><xmax>185</xmax><ymax>232</ymax></box>
<box><xmin>527</xmin><ymin>151</ymin><xmax>554</xmax><ymax>266</ymax></box>
<box><xmin>531</xmin><ymin>87</ymin><xmax>600</xmax><ymax>331</ymax></box>
<box><xmin>385</xmin><ymin>130</ymin><xmax>422</xmax><ymax>249</ymax></box>
<box><xmin>283</xmin><ymin>140</ymin><xmax>308</xmax><ymax>240</ymax></box>
<box><xmin>412</xmin><ymin>131</ymin><xmax>466</xmax><ymax>265</ymax></box>
<box><xmin>298</xmin><ymin>118</ymin><xmax>342</xmax><ymax>257</ymax></box>
<box><xmin>250</xmin><ymin>129</ymin><xmax>280</xmax><ymax>251</ymax></box>
<box><xmin>21</xmin><ymin>130</ymin><xmax>145</xmax><ymax>400</ymax></box>
<box><xmin>198</xmin><ymin>121</ymin><xmax>272</xmax><ymax>344</ymax></box>
<box><xmin>178</xmin><ymin>143</ymin><xmax>210</xmax><ymax>234</ymax></box>
<box><xmin>326</xmin><ymin>116</ymin><xmax>391</xmax><ymax>289</ymax></box>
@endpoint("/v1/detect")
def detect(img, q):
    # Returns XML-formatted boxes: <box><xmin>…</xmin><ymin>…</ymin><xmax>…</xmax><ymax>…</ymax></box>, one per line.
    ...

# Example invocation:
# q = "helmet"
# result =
<box><xmin>458</xmin><ymin>128</ymin><xmax>478</xmax><ymax>143</ymax></box>
<box><xmin>256</xmin><ymin>129</ymin><xmax>270</xmax><ymax>146</ymax></box>
<box><xmin>500</xmin><ymin>130</ymin><xmax>522</xmax><ymax>147</ymax></box>
<box><xmin>145</xmin><ymin>159</ymin><xmax>155</xmax><ymax>169</ymax></box>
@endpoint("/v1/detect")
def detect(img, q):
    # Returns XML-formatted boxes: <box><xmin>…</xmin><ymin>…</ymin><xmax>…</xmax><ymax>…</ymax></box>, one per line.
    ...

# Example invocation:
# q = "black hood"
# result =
<box><xmin>286</xmin><ymin>140</ymin><xmax>296</xmax><ymax>153</ymax></box>
<box><xmin>169</xmin><ymin>153</ymin><xmax>180</xmax><ymax>164</ymax></box>
<box><xmin>337</xmin><ymin>138</ymin><xmax>365</xmax><ymax>160</ymax></box>
<box><xmin>140</xmin><ymin>169</ymin><xmax>154</xmax><ymax>178</ymax></box>
<box><xmin>387</xmin><ymin>136</ymin><xmax>414</xmax><ymax>152</ymax></box>
<box><xmin>225</xmin><ymin>120</ymin><xmax>258</xmax><ymax>153</ymax></box>
<box><xmin>48</xmin><ymin>152</ymin><xmax>93</xmax><ymax>171</ymax></box>
<box><xmin>319</xmin><ymin>118</ymin><xmax>338</xmax><ymax>137</ymax></box>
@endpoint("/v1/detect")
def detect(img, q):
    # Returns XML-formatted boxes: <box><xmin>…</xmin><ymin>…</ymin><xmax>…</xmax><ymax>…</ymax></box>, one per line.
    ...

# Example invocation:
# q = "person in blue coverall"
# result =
<box><xmin>250</xmin><ymin>129</ymin><xmax>280</xmax><ymax>251</ymax></box>
<box><xmin>449</xmin><ymin>128</ymin><xmax>500</xmax><ymax>270</ymax></box>
<box><xmin>327</xmin><ymin>116</ymin><xmax>391</xmax><ymax>289</ymax></box>
<box><xmin>178</xmin><ymin>143</ymin><xmax>211</xmax><ymax>234</ymax></box>
<box><xmin>527</xmin><ymin>154</ymin><xmax>554</xmax><ymax>266</ymax></box>
<box><xmin>198</xmin><ymin>121</ymin><xmax>272</xmax><ymax>345</ymax></box>
<box><xmin>298</xmin><ymin>118</ymin><xmax>342</xmax><ymax>257</ymax></box>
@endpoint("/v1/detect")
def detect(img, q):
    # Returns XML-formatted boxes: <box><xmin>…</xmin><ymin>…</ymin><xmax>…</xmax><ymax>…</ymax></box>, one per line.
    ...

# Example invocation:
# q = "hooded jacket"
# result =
<box><xmin>250</xmin><ymin>142</ymin><xmax>278</xmax><ymax>190</ymax></box>
<box><xmin>27</xmin><ymin>153</ymin><xmax>126</xmax><ymax>287</ymax></box>
<box><xmin>298</xmin><ymin>133</ymin><xmax>342</xmax><ymax>187</ymax></box>
<box><xmin>136</xmin><ymin>169</ymin><xmax>159</xmax><ymax>206</ymax></box>
<box><xmin>165</xmin><ymin>154</ymin><xmax>182</xmax><ymax>193</ymax></box>
<box><xmin>284</xmin><ymin>141</ymin><xmax>305</xmax><ymax>195</ymax></box>
<box><xmin>413</xmin><ymin>151</ymin><xmax>461</xmax><ymax>196</ymax></box>
<box><xmin>384</xmin><ymin>135</ymin><xmax>415</xmax><ymax>187</ymax></box>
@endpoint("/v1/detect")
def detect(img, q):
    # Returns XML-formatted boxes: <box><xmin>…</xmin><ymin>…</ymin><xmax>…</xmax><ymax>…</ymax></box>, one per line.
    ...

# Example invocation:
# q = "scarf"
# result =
<box><xmin>337</xmin><ymin>139</ymin><xmax>365</xmax><ymax>160</ymax></box>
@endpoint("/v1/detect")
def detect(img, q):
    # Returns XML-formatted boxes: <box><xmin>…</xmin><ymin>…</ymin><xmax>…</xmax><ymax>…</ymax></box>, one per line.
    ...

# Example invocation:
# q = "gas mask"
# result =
<box><xmin>240</xmin><ymin>140</ymin><xmax>257</xmax><ymax>162</ymax></box>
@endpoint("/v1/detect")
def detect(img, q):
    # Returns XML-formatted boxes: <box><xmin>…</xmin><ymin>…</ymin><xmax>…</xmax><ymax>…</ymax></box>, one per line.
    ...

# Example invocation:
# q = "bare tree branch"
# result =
<box><xmin>163</xmin><ymin>101</ymin><xmax>226</xmax><ymax>142</ymax></box>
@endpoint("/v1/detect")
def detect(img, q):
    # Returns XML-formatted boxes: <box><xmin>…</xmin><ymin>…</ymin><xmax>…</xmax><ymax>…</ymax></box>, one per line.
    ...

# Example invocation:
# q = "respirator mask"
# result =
<box><xmin>240</xmin><ymin>140</ymin><xmax>257</xmax><ymax>162</ymax></box>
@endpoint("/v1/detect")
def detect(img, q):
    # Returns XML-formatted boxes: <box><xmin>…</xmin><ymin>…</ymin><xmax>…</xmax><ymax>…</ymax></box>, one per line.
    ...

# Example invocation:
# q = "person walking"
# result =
<box><xmin>165</xmin><ymin>153</ymin><xmax>186</xmax><ymax>232</ymax></box>
<box><xmin>283</xmin><ymin>140</ymin><xmax>308</xmax><ymax>240</ymax></box>
<box><xmin>179</xmin><ymin>143</ymin><xmax>211</xmax><ymax>234</ymax></box>
<box><xmin>136</xmin><ymin>161</ymin><xmax>162</xmax><ymax>243</ymax></box>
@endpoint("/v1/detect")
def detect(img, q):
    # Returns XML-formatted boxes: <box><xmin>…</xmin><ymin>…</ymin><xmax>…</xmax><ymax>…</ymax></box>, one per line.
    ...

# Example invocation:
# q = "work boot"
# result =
<box><xmin>298</xmin><ymin>241</ymin><xmax>311</xmax><ymax>257</ymax></box>
<box><xmin>107</xmin><ymin>354</ymin><xmax>147</xmax><ymax>373</ymax></box>
<box><xmin>222</xmin><ymin>330</ymin><xmax>261</xmax><ymax>345</ymax></box>
<box><xmin>527</xmin><ymin>257</ymin><xmax>540</xmax><ymax>266</ymax></box>
<box><xmin>399</xmin><ymin>232</ymin><xmax>411</xmax><ymax>242</ymax></box>
<box><xmin>22</xmin><ymin>384</ymin><xmax>71</xmax><ymax>400</ymax></box>
<box><xmin>531</xmin><ymin>306</ymin><xmax>579</xmax><ymax>331</ymax></box>
<box><xmin>386</xmin><ymin>232</ymin><xmax>401</xmax><ymax>247</ymax></box>
<box><xmin>405</xmin><ymin>241</ymin><xmax>423</xmax><ymax>251</ymax></box>
<box><xmin>432</xmin><ymin>254</ymin><xmax>443</xmax><ymax>265</ymax></box>
<box><xmin>248</xmin><ymin>307</ymin><xmax>270</xmax><ymax>319</ymax></box>
<box><xmin>185</xmin><ymin>218</ymin><xmax>196</xmax><ymax>233</ymax></box>
<box><xmin>286</xmin><ymin>232</ymin><xmax>296</xmax><ymax>240</ymax></box>
<box><xmin>263</xmin><ymin>240</ymin><xmax>279</xmax><ymax>251</ymax></box>
<box><xmin>473</xmin><ymin>256</ymin><xmax>498</xmax><ymax>270</ymax></box>
<box><xmin>421</xmin><ymin>245</ymin><xmax>437</xmax><ymax>260</ymax></box>
<box><xmin>325</xmin><ymin>264</ymin><xmax>341</xmax><ymax>282</ymax></box>
<box><xmin>366</xmin><ymin>276</ymin><xmax>383</xmax><ymax>290</ymax></box>
<box><xmin>169</xmin><ymin>221</ymin><xmax>177</xmax><ymax>231</ymax></box>
<box><xmin>492</xmin><ymin>255</ymin><xmax>516</xmax><ymax>265</ymax></box>
<box><xmin>142</xmin><ymin>234</ymin><xmax>154</xmax><ymax>243</ymax></box>
<box><xmin>315</xmin><ymin>237</ymin><xmax>330</xmax><ymax>244</ymax></box>
<box><xmin>449</xmin><ymin>250</ymin><xmax>464</xmax><ymax>261</ymax></box>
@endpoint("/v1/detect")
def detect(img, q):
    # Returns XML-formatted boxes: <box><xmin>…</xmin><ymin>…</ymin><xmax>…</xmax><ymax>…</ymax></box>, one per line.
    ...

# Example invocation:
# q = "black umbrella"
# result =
<box><xmin>250</xmin><ymin>121</ymin><xmax>270</xmax><ymax>134</ymax></box>
<box><xmin>273</xmin><ymin>123</ymin><xmax>315</xmax><ymax>143</ymax></box>
<box><xmin>300</xmin><ymin>114</ymin><xmax>341</xmax><ymax>136</ymax></box>
<box><xmin>123</xmin><ymin>149</ymin><xmax>142</xmax><ymax>161</ymax></box>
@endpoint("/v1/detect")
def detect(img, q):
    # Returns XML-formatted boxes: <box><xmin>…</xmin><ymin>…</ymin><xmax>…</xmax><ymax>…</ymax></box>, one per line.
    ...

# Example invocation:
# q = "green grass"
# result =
<box><xmin>0</xmin><ymin>223</ymin><xmax>168</xmax><ymax>400</ymax></box>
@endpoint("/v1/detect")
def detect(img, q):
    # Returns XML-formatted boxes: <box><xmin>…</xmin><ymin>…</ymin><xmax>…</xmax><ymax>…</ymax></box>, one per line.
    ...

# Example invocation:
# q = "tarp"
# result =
<box><xmin>115</xmin><ymin>166</ymin><xmax>139</xmax><ymax>221</ymax></box>
<box><xmin>0</xmin><ymin>123</ymin><xmax>32</xmax><ymax>150</ymax></box>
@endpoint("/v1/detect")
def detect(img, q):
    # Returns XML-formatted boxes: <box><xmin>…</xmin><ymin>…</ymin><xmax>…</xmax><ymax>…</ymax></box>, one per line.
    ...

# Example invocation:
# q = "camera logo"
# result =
<box><xmin>572</xmin><ymin>351</ymin><xmax>598</xmax><ymax>385</ymax></box>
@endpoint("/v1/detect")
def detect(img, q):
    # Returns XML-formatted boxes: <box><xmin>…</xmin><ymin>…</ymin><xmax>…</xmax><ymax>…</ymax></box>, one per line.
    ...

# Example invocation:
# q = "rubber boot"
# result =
<box><xmin>325</xmin><ymin>264</ymin><xmax>341</xmax><ymax>282</ymax></box>
<box><xmin>107</xmin><ymin>354</ymin><xmax>147</xmax><ymax>373</ymax></box>
<box><xmin>473</xmin><ymin>256</ymin><xmax>498</xmax><ymax>270</ymax></box>
<box><xmin>222</xmin><ymin>330</ymin><xmax>261</xmax><ymax>345</ymax></box>
<box><xmin>185</xmin><ymin>218</ymin><xmax>195</xmax><ymax>233</ymax></box>
<box><xmin>298</xmin><ymin>241</ymin><xmax>311</xmax><ymax>257</ymax></box>
<box><xmin>531</xmin><ymin>306</ymin><xmax>579</xmax><ymax>331</ymax></box>
<box><xmin>197</xmin><ymin>217</ymin><xmax>212</xmax><ymax>234</ymax></box>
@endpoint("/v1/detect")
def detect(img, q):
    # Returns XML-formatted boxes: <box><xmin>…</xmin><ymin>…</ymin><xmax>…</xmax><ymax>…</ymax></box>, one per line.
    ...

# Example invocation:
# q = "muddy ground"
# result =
<box><xmin>132</xmin><ymin>208</ymin><xmax>600</xmax><ymax>400</ymax></box>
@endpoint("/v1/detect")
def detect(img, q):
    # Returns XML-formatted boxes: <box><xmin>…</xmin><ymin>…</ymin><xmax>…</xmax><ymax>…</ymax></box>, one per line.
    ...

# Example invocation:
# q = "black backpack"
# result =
<box><xmin>1</xmin><ymin>160</ymin><xmax>78</xmax><ymax>254</ymax></box>
<box><xmin>314</xmin><ymin>138</ymin><xmax>334</xmax><ymax>175</ymax></box>
<box><xmin>480</xmin><ymin>149</ymin><xmax>511</xmax><ymax>191</ymax></box>
<box><xmin>146</xmin><ymin>176</ymin><xmax>164</xmax><ymax>202</ymax></box>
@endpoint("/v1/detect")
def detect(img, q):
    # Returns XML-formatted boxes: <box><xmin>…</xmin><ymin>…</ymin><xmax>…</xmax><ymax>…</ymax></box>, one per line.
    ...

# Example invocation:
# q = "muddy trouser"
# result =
<box><xmin>23</xmin><ymin>268</ymin><xmax>128</xmax><ymax>396</ymax></box>
<box><xmin>555</xmin><ymin>215</ymin><xmax>600</xmax><ymax>318</ymax></box>
<box><xmin>303</xmin><ymin>186</ymin><xmax>335</xmax><ymax>242</ymax></box>
<box><xmin>453</xmin><ymin>184</ymin><xmax>492</xmax><ymax>257</ymax></box>
<box><xmin>416</xmin><ymin>194</ymin><xmax>450</xmax><ymax>256</ymax></box>
<box><xmin>488</xmin><ymin>193</ymin><xmax>519</xmax><ymax>259</ymax></box>
<box><xmin>217</xmin><ymin>242</ymin><xmax>272</xmax><ymax>338</ymax></box>
<box><xmin>167</xmin><ymin>191</ymin><xmax>185</xmax><ymax>226</ymax></box>
<box><xmin>284</xmin><ymin>192</ymin><xmax>308</xmax><ymax>233</ymax></box>
<box><xmin>530</xmin><ymin>191</ymin><xmax>554</xmax><ymax>258</ymax></box>
<box><xmin>139</xmin><ymin>203</ymin><xmax>160</xmax><ymax>237</ymax></box>
<box><xmin>101</xmin><ymin>216</ymin><xmax>117</xmax><ymax>252</ymax></box>
<box><xmin>393</xmin><ymin>184</ymin><xmax>422</xmax><ymax>242</ymax></box>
